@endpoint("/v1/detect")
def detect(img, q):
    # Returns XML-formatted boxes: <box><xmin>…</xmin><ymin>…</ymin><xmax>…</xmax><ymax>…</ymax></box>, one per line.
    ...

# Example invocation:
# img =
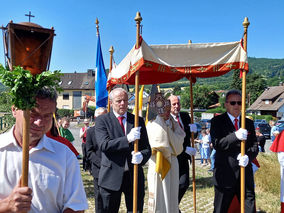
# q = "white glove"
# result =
<box><xmin>185</xmin><ymin>146</ymin><xmax>197</xmax><ymax>156</ymax></box>
<box><xmin>237</xmin><ymin>154</ymin><xmax>249</xmax><ymax>167</ymax></box>
<box><xmin>131</xmin><ymin>151</ymin><xmax>143</xmax><ymax>164</ymax></box>
<box><xmin>235</xmin><ymin>128</ymin><xmax>248</xmax><ymax>140</ymax></box>
<box><xmin>188</xmin><ymin>124</ymin><xmax>197</xmax><ymax>133</ymax></box>
<box><xmin>127</xmin><ymin>127</ymin><xmax>141</xmax><ymax>143</ymax></box>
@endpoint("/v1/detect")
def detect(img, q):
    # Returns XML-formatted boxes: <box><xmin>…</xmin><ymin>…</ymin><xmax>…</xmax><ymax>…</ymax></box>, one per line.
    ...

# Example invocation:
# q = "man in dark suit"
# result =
<box><xmin>95</xmin><ymin>87</ymin><xmax>151</xmax><ymax>213</ymax></box>
<box><xmin>210</xmin><ymin>89</ymin><xmax>258</xmax><ymax>213</ymax></box>
<box><xmin>86</xmin><ymin>107</ymin><xmax>107</xmax><ymax>213</ymax></box>
<box><xmin>168</xmin><ymin>95</ymin><xmax>197</xmax><ymax>208</ymax></box>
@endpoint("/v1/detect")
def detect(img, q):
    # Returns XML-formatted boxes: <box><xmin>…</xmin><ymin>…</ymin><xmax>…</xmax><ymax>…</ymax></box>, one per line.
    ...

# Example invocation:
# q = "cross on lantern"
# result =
<box><xmin>25</xmin><ymin>11</ymin><xmax>35</xmax><ymax>22</ymax></box>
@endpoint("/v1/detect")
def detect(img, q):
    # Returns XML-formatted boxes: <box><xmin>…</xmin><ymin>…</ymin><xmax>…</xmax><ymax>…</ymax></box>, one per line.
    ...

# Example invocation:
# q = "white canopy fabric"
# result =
<box><xmin>107</xmin><ymin>38</ymin><xmax>248</xmax><ymax>87</ymax></box>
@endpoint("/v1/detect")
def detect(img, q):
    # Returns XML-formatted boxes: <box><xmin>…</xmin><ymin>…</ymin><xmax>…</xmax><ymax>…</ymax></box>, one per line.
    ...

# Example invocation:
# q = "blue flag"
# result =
<box><xmin>95</xmin><ymin>35</ymin><xmax>108</xmax><ymax>108</ymax></box>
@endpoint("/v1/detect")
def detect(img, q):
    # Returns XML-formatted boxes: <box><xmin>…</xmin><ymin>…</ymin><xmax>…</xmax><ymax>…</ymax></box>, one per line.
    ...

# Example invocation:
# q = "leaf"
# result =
<box><xmin>0</xmin><ymin>65</ymin><xmax>62</xmax><ymax>110</ymax></box>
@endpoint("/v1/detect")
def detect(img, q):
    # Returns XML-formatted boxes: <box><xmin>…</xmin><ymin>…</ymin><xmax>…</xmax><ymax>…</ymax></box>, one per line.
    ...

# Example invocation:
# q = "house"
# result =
<box><xmin>57</xmin><ymin>69</ymin><xmax>96</xmax><ymax>110</ymax></box>
<box><xmin>248</xmin><ymin>85</ymin><xmax>284</xmax><ymax>119</ymax></box>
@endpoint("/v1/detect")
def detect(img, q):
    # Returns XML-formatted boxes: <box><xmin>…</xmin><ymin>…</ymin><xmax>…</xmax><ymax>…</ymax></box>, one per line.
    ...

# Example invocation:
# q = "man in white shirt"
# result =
<box><xmin>0</xmin><ymin>87</ymin><xmax>88</xmax><ymax>213</ymax></box>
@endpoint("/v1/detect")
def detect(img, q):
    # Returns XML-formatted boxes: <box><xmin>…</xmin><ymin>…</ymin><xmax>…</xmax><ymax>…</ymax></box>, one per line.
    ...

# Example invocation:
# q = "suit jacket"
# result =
<box><xmin>86</xmin><ymin>126</ymin><xmax>101</xmax><ymax>178</ymax></box>
<box><xmin>210</xmin><ymin>112</ymin><xmax>258</xmax><ymax>188</ymax></box>
<box><xmin>95</xmin><ymin>111</ymin><xmax>151</xmax><ymax>191</ymax></box>
<box><xmin>177</xmin><ymin>112</ymin><xmax>192</xmax><ymax>163</ymax></box>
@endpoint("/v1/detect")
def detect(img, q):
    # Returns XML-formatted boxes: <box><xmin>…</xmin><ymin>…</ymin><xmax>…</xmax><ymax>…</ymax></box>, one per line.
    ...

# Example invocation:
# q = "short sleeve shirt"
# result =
<box><xmin>0</xmin><ymin>127</ymin><xmax>88</xmax><ymax>212</ymax></box>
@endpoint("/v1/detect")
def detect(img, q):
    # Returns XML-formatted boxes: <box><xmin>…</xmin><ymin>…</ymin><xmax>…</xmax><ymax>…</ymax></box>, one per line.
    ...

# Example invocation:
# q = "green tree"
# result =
<box><xmin>180</xmin><ymin>85</ymin><xmax>218</xmax><ymax>109</ymax></box>
<box><xmin>230</xmin><ymin>70</ymin><xmax>242</xmax><ymax>90</ymax></box>
<box><xmin>246</xmin><ymin>73</ymin><xmax>267</xmax><ymax>105</ymax></box>
<box><xmin>172</xmin><ymin>85</ymin><xmax>182</xmax><ymax>95</ymax></box>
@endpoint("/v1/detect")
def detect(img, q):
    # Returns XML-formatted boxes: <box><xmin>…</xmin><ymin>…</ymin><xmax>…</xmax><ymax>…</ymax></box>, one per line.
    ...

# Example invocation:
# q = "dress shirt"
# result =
<box><xmin>0</xmin><ymin>126</ymin><xmax>88</xmax><ymax>213</ymax></box>
<box><xmin>227</xmin><ymin>112</ymin><xmax>240</xmax><ymax>130</ymax></box>
<box><xmin>113</xmin><ymin>111</ymin><xmax>127</xmax><ymax>135</ymax></box>
<box><xmin>171</xmin><ymin>113</ymin><xmax>184</xmax><ymax>129</ymax></box>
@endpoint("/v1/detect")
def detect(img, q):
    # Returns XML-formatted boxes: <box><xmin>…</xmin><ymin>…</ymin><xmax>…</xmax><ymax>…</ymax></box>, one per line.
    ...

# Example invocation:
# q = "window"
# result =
<box><xmin>62</xmin><ymin>105</ymin><xmax>70</xmax><ymax>109</ymax></box>
<box><xmin>63</xmin><ymin>93</ymin><xmax>69</xmax><ymax>100</ymax></box>
<box><xmin>68</xmin><ymin>81</ymin><xmax>72</xmax><ymax>85</ymax></box>
<box><xmin>265</xmin><ymin>100</ymin><xmax>269</xmax><ymax>104</ymax></box>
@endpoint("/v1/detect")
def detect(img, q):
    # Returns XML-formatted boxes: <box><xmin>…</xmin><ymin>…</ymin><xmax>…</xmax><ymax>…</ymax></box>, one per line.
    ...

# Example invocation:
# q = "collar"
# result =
<box><xmin>170</xmin><ymin>113</ymin><xmax>180</xmax><ymax>120</ymax></box>
<box><xmin>0</xmin><ymin>126</ymin><xmax>55</xmax><ymax>154</ymax></box>
<box><xmin>0</xmin><ymin>126</ymin><xmax>18</xmax><ymax>149</ymax></box>
<box><xmin>227</xmin><ymin>112</ymin><xmax>240</xmax><ymax>123</ymax></box>
<box><xmin>113</xmin><ymin>110</ymin><xmax>127</xmax><ymax>119</ymax></box>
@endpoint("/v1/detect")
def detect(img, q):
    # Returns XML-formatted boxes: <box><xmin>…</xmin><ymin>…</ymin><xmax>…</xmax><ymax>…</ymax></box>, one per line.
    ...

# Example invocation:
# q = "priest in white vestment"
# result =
<box><xmin>147</xmin><ymin>93</ymin><xmax>185</xmax><ymax>213</ymax></box>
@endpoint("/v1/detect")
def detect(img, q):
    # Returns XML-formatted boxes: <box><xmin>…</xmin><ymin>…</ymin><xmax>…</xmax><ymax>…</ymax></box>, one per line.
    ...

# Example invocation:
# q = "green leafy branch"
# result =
<box><xmin>0</xmin><ymin>65</ymin><xmax>63</xmax><ymax>110</ymax></box>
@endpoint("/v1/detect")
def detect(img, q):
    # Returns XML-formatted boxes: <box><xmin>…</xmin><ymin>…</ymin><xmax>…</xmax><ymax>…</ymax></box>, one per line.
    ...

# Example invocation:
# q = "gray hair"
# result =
<box><xmin>225</xmin><ymin>90</ymin><xmax>241</xmax><ymax>102</ymax></box>
<box><xmin>109</xmin><ymin>87</ymin><xmax>128</xmax><ymax>101</ymax></box>
<box><xmin>95</xmin><ymin>107</ymin><xmax>107</xmax><ymax>117</ymax></box>
<box><xmin>36</xmin><ymin>86</ymin><xmax>58</xmax><ymax>103</ymax></box>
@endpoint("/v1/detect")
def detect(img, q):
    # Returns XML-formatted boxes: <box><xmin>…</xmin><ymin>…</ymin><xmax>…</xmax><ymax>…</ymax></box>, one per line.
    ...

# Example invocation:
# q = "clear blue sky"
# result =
<box><xmin>0</xmin><ymin>0</ymin><xmax>283</xmax><ymax>73</ymax></box>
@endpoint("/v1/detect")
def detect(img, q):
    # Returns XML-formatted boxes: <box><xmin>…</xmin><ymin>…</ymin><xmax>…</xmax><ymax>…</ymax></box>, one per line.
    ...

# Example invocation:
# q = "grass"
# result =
<box><xmin>81</xmin><ymin>153</ymin><xmax>282</xmax><ymax>212</ymax></box>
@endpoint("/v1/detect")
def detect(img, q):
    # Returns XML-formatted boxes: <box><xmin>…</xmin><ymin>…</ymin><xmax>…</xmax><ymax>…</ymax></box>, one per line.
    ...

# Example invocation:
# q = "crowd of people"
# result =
<box><xmin>1</xmin><ymin>87</ymin><xmax>283</xmax><ymax>213</ymax></box>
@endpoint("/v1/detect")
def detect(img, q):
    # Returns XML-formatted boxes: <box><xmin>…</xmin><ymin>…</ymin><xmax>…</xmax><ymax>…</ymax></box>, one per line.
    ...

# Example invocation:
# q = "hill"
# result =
<box><xmin>1</xmin><ymin>57</ymin><xmax>283</xmax><ymax>91</ymax></box>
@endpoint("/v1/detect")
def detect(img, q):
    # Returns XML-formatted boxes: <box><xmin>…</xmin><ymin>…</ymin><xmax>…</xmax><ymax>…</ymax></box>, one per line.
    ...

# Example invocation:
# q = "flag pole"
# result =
<box><xmin>133</xmin><ymin>11</ymin><xmax>142</xmax><ymax>213</ymax></box>
<box><xmin>240</xmin><ymin>17</ymin><xmax>250</xmax><ymax>213</ymax></box>
<box><xmin>189</xmin><ymin>76</ymin><xmax>197</xmax><ymax>213</ymax></box>
<box><xmin>108</xmin><ymin>46</ymin><xmax>114</xmax><ymax>112</ymax></box>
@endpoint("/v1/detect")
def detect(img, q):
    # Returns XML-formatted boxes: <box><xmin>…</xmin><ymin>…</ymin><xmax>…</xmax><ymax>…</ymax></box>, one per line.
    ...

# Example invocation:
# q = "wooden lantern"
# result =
<box><xmin>2</xmin><ymin>21</ymin><xmax>55</xmax><ymax>75</ymax></box>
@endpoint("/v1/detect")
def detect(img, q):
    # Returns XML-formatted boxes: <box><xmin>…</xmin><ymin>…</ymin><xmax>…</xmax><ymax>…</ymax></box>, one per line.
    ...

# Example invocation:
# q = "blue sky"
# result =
<box><xmin>0</xmin><ymin>0</ymin><xmax>283</xmax><ymax>73</ymax></box>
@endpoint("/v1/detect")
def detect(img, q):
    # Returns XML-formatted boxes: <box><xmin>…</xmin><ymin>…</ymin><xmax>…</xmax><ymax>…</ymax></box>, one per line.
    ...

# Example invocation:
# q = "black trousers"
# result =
<box><xmin>178</xmin><ymin>158</ymin><xmax>190</xmax><ymax>203</ymax></box>
<box><xmin>81</xmin><ymin>143</ymin><xmax>90</xmax><ymax>171</ymax></box>
<box><xmin>99</xmin><ymin>171</ymin><xmax>144</xmax><ymax>213</ymax></box>
<box><xmin>213</xmin><ymin>182</ymin><xmax>255</xmax><ymax>213</ymax></box>
<box><xmin>93</xmin><ymin>177</ymin><xmax>103</xmax><ymax>213</ymax></box>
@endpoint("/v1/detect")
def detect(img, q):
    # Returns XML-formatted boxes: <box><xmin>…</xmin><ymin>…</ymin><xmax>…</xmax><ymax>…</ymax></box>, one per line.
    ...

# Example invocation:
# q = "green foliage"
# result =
<box><xmin>0</xmin><ymin>65</ymin><xmax>63</xmax><ymax>110</ymax></box>
<box><xmin>206</xmin><ymin>107</ymin><xmax>226</xmax><ymax>114</ymax></box>
<box><xmin>0</xmin><ymin>90</ymin><xmax>12</xmax><ymax>112</ymax></box>
<box><xmin>57</xmin><ymin>109</ymin><xmax>74</xmax><ymax>118</ymax></box>
<box><xmin>180</xmin><ymin>85</ymin><xmax>218</xmax><ymax>109</ymax></box>
<box><xmin>247</xmin><ymin>73</ymin><xmax>267</xmax><ymax>104</ymax></box>
<box><xmin>230</xmin><ymin>70</ymin><xmax>242</xmax><ymax>90</ymax></box>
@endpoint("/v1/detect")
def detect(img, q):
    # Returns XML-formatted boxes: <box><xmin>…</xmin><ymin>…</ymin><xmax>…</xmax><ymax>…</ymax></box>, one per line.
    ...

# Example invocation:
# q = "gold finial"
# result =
<box><xmin>96</xmin><ymin>18</ymin><xmax>100</xmax><ymax>36</ymax></box>
<box><xmin>188</xmin><ymin>40</ymin><xmax>192</xmax><ymax>44</ymax></box>
<box><xmin>109</xmin><ymin>46</ymin><xmax>114</xmax><ymax>54</ymax></box>
<box><xmin>242</xmin><ymin>17</ymin><xmax>250</xmax><ymax>29</ymax></box>
<box><xmin>134</xmin><ymin>12</ymin><xmax>142</xmax><ymax>23</ymax></box>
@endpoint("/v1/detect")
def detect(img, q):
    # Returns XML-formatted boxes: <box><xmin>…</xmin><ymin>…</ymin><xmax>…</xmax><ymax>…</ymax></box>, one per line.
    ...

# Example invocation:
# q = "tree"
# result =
<box><xmin>246</xmin><ymin>73</ymin><xmax>267</xmax><ymax>105</ymax></box>
<box><xmin>180</xmin><ymin>85</ymin><xmax>218</xmax><ymax>109</ymax></box>
<box><xmin>230</xmin><ymin>70</ymin><xmax>242</xmax><ymax>90</ymax></box>
<box><xmin>172</xmin><ymin>84</ymin><xmax>182</xmax><ymax>95</ymax></box>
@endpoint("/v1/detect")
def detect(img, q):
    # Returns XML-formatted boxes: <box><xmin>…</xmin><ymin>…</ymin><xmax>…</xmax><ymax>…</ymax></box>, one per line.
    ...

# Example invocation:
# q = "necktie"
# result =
<box><xmin>234</xmin><ymin>118</ymin><xmax>239</xmax><ymax>130</ymax></box>
<box><xmin>176</xmin><ymin>115</ymin><xmax>184</xmax><ymax>130</ymax></box>
<box><xmin>118</xmin><ymin>116</ymin><xmax>125</xmax><ymax>134</ymax></box>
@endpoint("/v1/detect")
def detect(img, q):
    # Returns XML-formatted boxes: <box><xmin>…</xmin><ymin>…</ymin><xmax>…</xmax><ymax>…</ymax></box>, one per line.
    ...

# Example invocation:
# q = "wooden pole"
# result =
<box><xmin>133</xmin><ymin>11</ymin><xmax>142</xmax><ymax>213</ymax></box>
<box><xmin>108</xmin><ymin>46</ymin><xmax>114</xmax><ymax>112</ymax></box>
<box><xmin>189</xmin><ymin>77</ymin><xmax>197</xmax><ymax>213</ymax></box>
<box><xmin>240</xmin><ymin>17</ymin><xmax>249</xmax><ymax>213</ymax></box>
<box><xmin>21</xmin><ymin>111</ymin><xmax>30</xmax><ymax>187</ymax></box>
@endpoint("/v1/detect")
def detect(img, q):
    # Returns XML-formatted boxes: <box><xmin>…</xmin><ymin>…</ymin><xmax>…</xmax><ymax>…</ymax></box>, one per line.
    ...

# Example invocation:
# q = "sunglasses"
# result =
<box><xmin>228</xmin><ymin>101</ymin><xmax>242</xmax><ymax>106</ymax></box>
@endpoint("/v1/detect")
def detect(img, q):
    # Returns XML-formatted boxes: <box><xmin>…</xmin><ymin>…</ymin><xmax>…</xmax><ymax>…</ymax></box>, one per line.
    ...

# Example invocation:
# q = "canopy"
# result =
<box><xmin>107</xmin><ymin>37</ymin><xmax>248</xmax><ymax>88</ymax></box>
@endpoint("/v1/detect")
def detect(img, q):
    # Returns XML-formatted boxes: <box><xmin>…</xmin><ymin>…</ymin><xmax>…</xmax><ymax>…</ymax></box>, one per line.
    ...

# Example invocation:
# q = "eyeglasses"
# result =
<box><xmin>228</xmin><ymin>101</ymin><xmax>242</xmax><ymax>106</ymax></box>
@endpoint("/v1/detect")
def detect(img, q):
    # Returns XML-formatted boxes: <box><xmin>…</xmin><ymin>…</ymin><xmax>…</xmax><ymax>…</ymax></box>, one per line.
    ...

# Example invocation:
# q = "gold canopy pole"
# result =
<box><xmin>108</xmin><ymin>46</ymin><xmax>114</xmax><ymax>112</ymax></box>
<box><xmin>240</xmin><ymin>17</ymin><xmax>249</xmax><ymax>213</ymax></box>
<box><xmin>189</xmin><ymin>76</ymin><xmax>197</xmax><ymax>213</ymax></box>
<box><xmin>133</xmin><ymin>11</ymin><xmax>142</xmax><ymax>213</ymax></box>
